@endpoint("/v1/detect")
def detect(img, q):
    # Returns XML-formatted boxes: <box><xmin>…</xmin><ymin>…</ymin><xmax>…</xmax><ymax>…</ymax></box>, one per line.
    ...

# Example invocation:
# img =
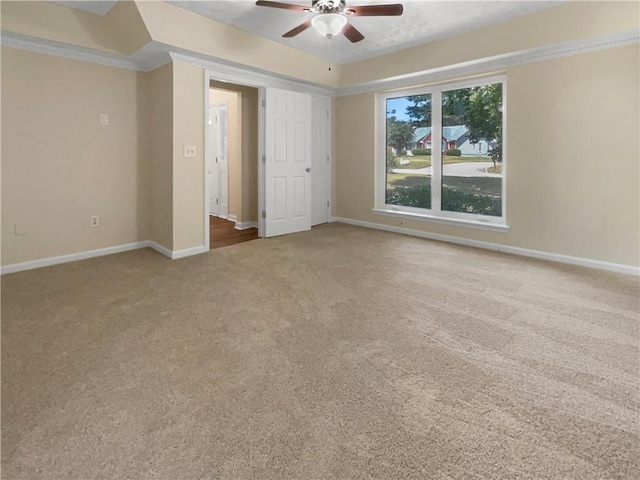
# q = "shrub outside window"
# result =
<box><xmin>377</xmin><ymin>76</ymin><xmax>506</xmax><ymax>229</ymax></box>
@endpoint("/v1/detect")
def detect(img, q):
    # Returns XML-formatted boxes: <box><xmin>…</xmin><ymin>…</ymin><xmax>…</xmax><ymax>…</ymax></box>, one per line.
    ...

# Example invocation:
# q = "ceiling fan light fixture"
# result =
<box><xmin>311</xmin><ymin>13</ymin><xmax>347</xmax><ymax>37</ymax></box>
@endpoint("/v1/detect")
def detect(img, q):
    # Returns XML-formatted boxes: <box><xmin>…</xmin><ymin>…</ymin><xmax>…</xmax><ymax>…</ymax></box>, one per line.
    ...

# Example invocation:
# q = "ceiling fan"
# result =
<box><xmin>255</xmin><ymin>0</ymin><xmax>404</xmax><ymax>43</ymax></box>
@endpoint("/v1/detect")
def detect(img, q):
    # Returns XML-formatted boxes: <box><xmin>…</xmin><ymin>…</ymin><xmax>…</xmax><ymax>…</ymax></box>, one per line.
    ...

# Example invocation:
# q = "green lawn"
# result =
<box><xmin>394</xmin><ymin>155</ymin><xmax>492</xmax><ymax>170</ymax></box>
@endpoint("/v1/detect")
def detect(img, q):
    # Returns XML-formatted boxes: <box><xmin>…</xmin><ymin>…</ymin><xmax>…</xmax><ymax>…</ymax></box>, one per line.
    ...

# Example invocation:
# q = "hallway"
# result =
<box><xmin>210</xmin><ymin>216</ymin><xmax>259</xmax><ymax>250</ymax></box>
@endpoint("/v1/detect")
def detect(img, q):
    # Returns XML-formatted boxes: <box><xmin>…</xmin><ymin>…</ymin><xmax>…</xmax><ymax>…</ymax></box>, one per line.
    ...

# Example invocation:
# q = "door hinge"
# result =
<box><xmin>326</xmin><ymin>110</ymin><xmax>329</xmax><ymax>118</ymax></box>
<box><xmin>216</xmin><ymin>199</ymin><xmax>219</xmax><ymax>205</ymax></box>
<box><xmin>262</xmin><ymin>155</ymin><xmax>266</xmax><ymax>164</ymax></box>
<box><xmin>327</xmin><ymin>201</ymin><xmax>330</xmax><ymax>208</ymax></box>
<box><xmin>326</xmin><ymin>155</ymin><xmax>330</xmax><ymax>162</ymax></box>
<box><xmin>262</xmin><ymin>99</ymin><xmax>266</xmax><ymax>108</ymax></box>
<box><xmin>216</xmin><ymin>157</ymin><xmax>218</xmax><ymax>163</ymax></box>
<box><xmin>262</xmin><ymin>210</ymin><xmax>266</xmax><ymax>219</ymax></box>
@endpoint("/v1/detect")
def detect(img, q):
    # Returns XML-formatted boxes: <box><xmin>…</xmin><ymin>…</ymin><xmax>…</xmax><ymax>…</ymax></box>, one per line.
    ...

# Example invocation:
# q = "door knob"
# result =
<box><xmin>306</xmin><ymin>167</ymin><xmax>312</xmax><ymax>172</ymax></box>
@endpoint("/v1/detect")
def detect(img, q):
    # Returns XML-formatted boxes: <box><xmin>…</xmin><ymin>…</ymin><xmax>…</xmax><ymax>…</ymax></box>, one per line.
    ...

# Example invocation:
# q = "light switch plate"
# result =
<box><xmin>184</xmin><ymin>145</ymin><xmax>197</xmax><ymax>158</ymax></box>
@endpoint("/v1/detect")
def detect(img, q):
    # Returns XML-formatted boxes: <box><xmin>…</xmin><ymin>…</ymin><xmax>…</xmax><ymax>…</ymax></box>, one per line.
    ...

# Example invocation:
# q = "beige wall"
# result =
<box><xmin>145</xmin><ymin>63</ymin><xmax>173</xmax><ymax>250</ymax></box>
<box><xmin>134</xmin><ymin>0</ymin><xmax>339</xmax><ymax>88</ymax></box>
<box><xmin>335</xmin><ymin>44</ymin><xmax>640</xmax><ymax>267</ymax></box>
<box><xmin>1</xmin><ymin>0</ymin><xmax>151</xmax><ymax>56</ymax></box>
<box><xmin>1</xmin><ymin>0</ymin><xmax>338</xmax><ymax>86</ymax></box>
<box><xmin>210</xmin><ymin>88</ymin><xmax>241</xmax><ymax>220</ymax></box>
<box><xmin>172</xmin><ymin>61</ymin><xmax>205</xmax><ymax>252</ymax></box>
<box><xmin>2</xmin><ymin>0</ymin><xmax>637</xmax><ymax>270</ymax></box>
<box><xmin>1</xmin><ymin>47</ymin><xmax>149</xmax><ymax>265</ymax></box>
<box><xmin>240</xmin><ymin>86</ymin><xmax>259</xmax><ymax>223</ymax></box>
<box><xmin>339</xmin><ymin>1</ymin><xmax>640</xmax><ymax>87</ymax></box>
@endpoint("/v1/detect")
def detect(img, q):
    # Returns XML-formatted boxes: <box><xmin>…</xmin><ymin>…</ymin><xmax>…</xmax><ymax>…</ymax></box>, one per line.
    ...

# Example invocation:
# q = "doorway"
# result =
<box><xmin>204</xmin><ymin>69</ymin><xmax>332</xmax><ymax>250</ymax></box>
<box><xmin>208</xmin><ymin>83</ymin><xmax>260</xmax><ymax>249</ymax></box>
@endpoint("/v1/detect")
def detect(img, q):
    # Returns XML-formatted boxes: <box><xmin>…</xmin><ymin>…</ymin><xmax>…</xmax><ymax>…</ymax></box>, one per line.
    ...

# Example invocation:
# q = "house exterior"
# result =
<box><xmin>458</xmin><ymin>137</ymin><xmax>490</xmax><ymax>156</ymax></box>
<box><xmin>411</xmin><ymin>125</ymin><xmax>476</xmax><ymax>153</ymax></box>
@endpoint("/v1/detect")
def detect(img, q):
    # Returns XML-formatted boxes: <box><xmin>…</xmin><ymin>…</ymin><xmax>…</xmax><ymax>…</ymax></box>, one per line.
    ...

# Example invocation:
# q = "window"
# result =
<box><xmin>376</xmin><ymin>76</ymin><xmax>507</xmax><ymax>231</ymax></box>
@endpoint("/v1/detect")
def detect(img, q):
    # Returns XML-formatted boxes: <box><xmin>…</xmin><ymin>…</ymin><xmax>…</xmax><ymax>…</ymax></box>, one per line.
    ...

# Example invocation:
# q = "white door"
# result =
<box><xmin>311</xmin><ymin>96</ymin><xmax>331</xmax><ymax>226</ymax></box>
<box><xmin>208</xmin><ymin>105</ymin><xmax>219</xmax><ymax>215</ymax></box>
<box><xmin>264</xmin><ymin>88</ymin><xmax>312</xmax><ymax>237</ymax></box>
<box><xmin>207</xmin><ymin>102</ymin><xmax>229</xmax><ymax>217</ymax></box>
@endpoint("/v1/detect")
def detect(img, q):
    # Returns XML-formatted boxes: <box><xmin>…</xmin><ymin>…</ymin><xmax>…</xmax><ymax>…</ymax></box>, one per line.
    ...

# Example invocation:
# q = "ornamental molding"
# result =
<box><xmin>2</xmin><ymin>28</ymin><xmax>637</xmax><ymax>97</ymax></box>
<box><xmin>336</xmin><ymin>28</ymin><xmax>640</xmax><ymax>96</ymax></box>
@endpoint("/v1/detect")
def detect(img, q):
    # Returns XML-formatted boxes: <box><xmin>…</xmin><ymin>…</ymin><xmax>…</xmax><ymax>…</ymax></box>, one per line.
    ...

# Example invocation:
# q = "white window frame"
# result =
<box><xmin>374</xmin><ymin>75</ymin><xmax>508</xmax><ymax>233</ymax></box>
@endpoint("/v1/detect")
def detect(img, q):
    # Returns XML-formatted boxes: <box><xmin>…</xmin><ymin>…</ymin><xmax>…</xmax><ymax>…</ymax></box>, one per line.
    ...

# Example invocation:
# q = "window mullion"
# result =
<box><xmin>431</xmin><ymin>90</ymin><xmax>443</xmax><ymax>213</ymax></box>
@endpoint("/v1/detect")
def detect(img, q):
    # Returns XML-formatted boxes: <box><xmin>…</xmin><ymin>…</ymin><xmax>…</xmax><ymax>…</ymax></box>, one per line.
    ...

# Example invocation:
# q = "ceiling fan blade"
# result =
<box><xmin>342</xmin><ymin>22</ymin><xmax>365</xmax><ymax>43</ymax></box>
<box><xmin>255</xmin><ymin>1</ymin><xmax>311</xmax><ymax>12</ymax></box>
<box><xmin>283</xmin><ymin>20</ymin><xmax>313</xmax><ymax>38</ymax></box>
<box><xmin>344</xmin><ymin>4</ymin><xmax>404</xmax><ymax>16</ymax></box>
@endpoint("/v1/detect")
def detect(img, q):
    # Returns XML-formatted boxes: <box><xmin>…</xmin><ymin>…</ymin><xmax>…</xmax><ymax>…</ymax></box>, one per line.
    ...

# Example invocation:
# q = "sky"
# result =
<box><xmin>386</xmin><ymin>97</ymin><xmax>412</xmax><ymax>122</ymax></box>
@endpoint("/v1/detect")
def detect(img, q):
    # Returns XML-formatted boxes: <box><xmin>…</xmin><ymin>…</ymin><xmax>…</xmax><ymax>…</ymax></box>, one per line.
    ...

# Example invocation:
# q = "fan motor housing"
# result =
<box><xmin>312</xmin><ymin>0</ymin><xmax>346</xmax><ymax>14</ymax></box>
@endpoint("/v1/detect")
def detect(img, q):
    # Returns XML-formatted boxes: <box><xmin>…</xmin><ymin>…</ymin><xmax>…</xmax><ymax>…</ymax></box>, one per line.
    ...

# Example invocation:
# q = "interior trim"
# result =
<box><xmin>169</xmin><ymin>52</ymin><xmax>335</xmax><ymax>97</ymax></box>
<box><xmin>0</xmin><ymin>31</ymin><xmax>145</xmax><ymax>70</ymax></box>
<box><xmin>235</xmin><ymin>221</ymin><xmax>259</xmax><ymax>231</ymax></box>
<box><xmin>336</xmin><ymin>28</ymin><xmax>640</xmax><ymax>96</ymax></box>
<box><xmin>1</xmin><ymin>241</ymin><xmax>151</xmax><ymax>275</ymax></box>
<box><xmin>2</xmin><ymin>28</ymin><xmax>637</xmax><ymax>97</ymax></box>
<box><xmin>0</xmin><ymin>240</ymin><xmax>212</xmax><ymax>274</ymax></box>
<box><xmin>171</xmin><ymin>245</ymin><xmax>208</xmax><ymax>260</ymax></box>
<box><xmin>331</xmin><ymin>217</ymin><xmax>640</xmax><ymax>276</ymax></box>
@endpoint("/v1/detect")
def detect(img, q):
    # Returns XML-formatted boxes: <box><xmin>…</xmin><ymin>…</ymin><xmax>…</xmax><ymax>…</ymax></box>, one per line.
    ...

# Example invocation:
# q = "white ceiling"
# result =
<box><xmin>168</xmin><ymin>0</ymin><xmax>563</xmax><ymax>64</ymax></box>
<box><xmin>50</xmin><ymin>1</ymin><xmax>563</xmax><ymax>65</ymax></box>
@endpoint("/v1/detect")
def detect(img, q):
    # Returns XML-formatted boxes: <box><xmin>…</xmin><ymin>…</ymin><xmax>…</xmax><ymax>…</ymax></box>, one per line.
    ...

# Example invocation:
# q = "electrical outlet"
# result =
<box><xmin>100</xmin><ymin>114</ymin><xmax>109</xmax><ymax>126</ymax></box>
<box><xmin>91</xmin><ymin>215</ymin><xmax>100</xmax><ymax>227</ymax></box>
<box><xmin>400</xmin><ymin>219</ymin><xmax>405</xmax><ymax>227</ymax></box>
<box><xmin>184</xmin><ymin>145</ymin><xmax>197</xmax><ymax>158</ymax></box>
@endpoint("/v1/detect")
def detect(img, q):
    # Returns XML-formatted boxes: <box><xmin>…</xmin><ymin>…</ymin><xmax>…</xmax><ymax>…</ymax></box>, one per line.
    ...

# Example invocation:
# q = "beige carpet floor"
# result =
<box><xmin>2</xmin><ymin>223</ymin><xmax>639</xmax><ymax>479</ymax></box>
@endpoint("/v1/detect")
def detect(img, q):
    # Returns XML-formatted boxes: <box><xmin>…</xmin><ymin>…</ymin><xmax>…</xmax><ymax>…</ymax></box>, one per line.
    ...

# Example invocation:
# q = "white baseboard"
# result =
<box><xmin>7</xmin><ymin>219</ymin><xmax>634</xmax><ymax>276</ymax></box>
<box><xmin>235</xmin><ymin>221</ymin><xmax>258</xmax><ymax>231</ymax></box>
<box><xmin>331</xmin><ymin>216</ymin><xmax>639</xmax><ymax>276</ymax></box>
<box><xmin>147</xmin><ymin>241</ymin><xmax>172</xmax><ymax>259</ymax></box>
<box><xmin>2</xmin><ymin>240</ymin><xmax>211</xmax><ymax>274</ymax></box>
<box><xmin>148</xmin><ymin>241</ymin><xmax>209</xmax><ymax>259</ymax></box>
<box><xmin>209</xmin><ymin>213</ymin><xmax>254</xmax><ymax>230</ymax></box>
<box><xmin>0</xmin><ymin>241</ymin><xmax>149</xmax><ymax>275</ymax></box>
<box><xmin>171</xmin><ymin>245</ymin><xmax>208</xmax><ymax>260</ymax></box>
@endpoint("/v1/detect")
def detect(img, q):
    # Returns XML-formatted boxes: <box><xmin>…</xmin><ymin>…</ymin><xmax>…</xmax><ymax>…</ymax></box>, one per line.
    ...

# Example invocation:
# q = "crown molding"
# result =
<box><xmin>168</xmin><ymin>52</ymin><xmax>337</xmax><ymax>97</ymax></box>
<box><xmin>0</xmin><ymin>31</ymin><xmax>336</xmax><ymax>96</ymax></box>
<box><xmin>0</xmin><ymin>31</ymin><xmax>143</xmax><ymax>70</ymax></box>
<box><xmin>336</xmin><ymin>28</ymin><xmax>640</xmax><ymax>97</ymax></box>
<box><xmin>2</xmin><ymin>28</ymin><xmax>637</xmax><ymax>98</ymax></box>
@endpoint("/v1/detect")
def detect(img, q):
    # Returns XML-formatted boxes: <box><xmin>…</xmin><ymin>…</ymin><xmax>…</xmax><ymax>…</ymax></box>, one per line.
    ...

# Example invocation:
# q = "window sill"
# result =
<box><xmin>372</xmin><ymin>208</ymin><xmax>510</xmax><ymax>233</ymax></box>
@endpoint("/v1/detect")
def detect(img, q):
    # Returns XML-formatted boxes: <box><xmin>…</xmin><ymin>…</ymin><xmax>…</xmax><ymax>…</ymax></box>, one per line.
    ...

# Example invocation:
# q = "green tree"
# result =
<box><xmin>442</xmin><ymin>89</ymin><xmax>470</xmax><ymax>126</ymax></box>
<box><xmin>386</xmin><ymin>117</ymin><xmax>415</xmax><ymax>156</ymax></box>
<box><xmin>405</xmin><ymin>95</ymin><xmax>432</xmax><ymax>127</ymax></box>
<box><xmin>465</xmin><ymin>84</ymin><xmax>503</xmax><ymax>168</ymax></box>
<box><xmin>406</xmin><ymin>85</ymin><xmax>503</xmax><ymax>167</ymax></box>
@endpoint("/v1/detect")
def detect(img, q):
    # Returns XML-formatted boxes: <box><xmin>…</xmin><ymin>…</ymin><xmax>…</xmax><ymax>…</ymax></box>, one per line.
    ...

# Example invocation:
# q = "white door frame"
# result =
<box><xmin>204</xmin><ymin>75</ymin><xmax>265</xmax><ymax>250</ymax></box>
<box><xmin>202</xmin><ymin>68</ymin><xmax>332</xmax><ymax>252</ymax></box>
<box><xmin>311</xmin><ymin>94</ymin><xmax>332</xmax><ymax>226</ymax></box>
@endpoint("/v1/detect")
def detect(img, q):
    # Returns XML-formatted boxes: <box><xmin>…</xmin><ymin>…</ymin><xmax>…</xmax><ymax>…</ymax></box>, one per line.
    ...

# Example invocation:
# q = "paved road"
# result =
<box><xmin>393</xmin><ymin>162</ymin><xmax>497</xmax><ymax>177</ymax></box>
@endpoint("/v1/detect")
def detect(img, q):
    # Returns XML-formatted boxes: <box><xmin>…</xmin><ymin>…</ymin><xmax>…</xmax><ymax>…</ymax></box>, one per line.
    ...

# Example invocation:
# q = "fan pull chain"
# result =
<box><xmin>328</xmin><ymin>35</ymin><xmax>333</xmax><ymax>71</ymax></box>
